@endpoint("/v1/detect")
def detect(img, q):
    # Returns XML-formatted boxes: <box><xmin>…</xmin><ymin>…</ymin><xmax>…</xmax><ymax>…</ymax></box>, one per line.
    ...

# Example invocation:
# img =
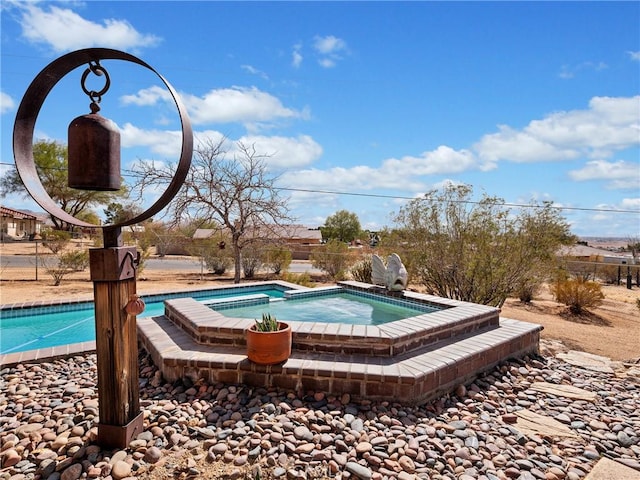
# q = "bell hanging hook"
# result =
<box><xmin>80</xmin><ymin>60</ymin><xmax>111</xmax><ymax>112</ymax></box>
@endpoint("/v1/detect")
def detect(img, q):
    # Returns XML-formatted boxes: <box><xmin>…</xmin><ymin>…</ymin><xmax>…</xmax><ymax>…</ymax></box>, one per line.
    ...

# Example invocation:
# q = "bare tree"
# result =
<box><xmin>133</xmin><ymin>137</ymin><xmax>292</xmax><ymax>283</ymax></box>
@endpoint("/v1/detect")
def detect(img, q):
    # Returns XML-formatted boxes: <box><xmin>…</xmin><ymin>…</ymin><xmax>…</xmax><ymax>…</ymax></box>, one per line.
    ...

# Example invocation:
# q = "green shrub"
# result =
<box><xmin>280</xmin><ymin>271</ymin><xmax>314</xmax><ymax>287</ymax></box>
<box><xmin>264</xmin><ymin>246</ymin><xmax>292</xmax><ymax>274</ymax></box>
<box><xmin>59</xmin><ymin>250</ymin><xmax>89</xmax><ymax>272</ymax></box>
<box><xmin>514</xmin><ymin>277</ymin><xmax>543</xmax><ymax>304</ymax></box>
<box><xmin>41</xmin><ymin>229</ymin><xmax>71</xmax><ymax>254</ymax></box>
<box><xmin>242</xmin><ymin>251</ymin><xmax>263</xmax><ymax>279</ymax></box>
<box><xmin>310</xmin><ymin>239</ymin><xmax>352</xmax><ymax>281</ymax></box>
<box><xmin>550</xmin><ymin>277</ymin><xmax>604</xmax><ymax>314</ymax></box>
<box><xmin>350</xmin><ymin>256</ymin><xmax>372</xmax><ymax>283</ymax></box>
<box><xmin>204</xmin><ymin>253</ymin><xmax>231</xmax><ymax>275</ymax></box>
<box><xmin>597</xmin><ymin>264</ymin><xmax>619</xmax><ymax>284</ymax></box>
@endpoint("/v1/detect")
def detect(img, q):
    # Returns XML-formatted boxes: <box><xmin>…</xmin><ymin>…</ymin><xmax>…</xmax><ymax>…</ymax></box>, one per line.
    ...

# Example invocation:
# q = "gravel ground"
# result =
<box><xmin>1</xmin><ymin>340</ymin><xmax>639</xmax><ymax>480</ymax></box>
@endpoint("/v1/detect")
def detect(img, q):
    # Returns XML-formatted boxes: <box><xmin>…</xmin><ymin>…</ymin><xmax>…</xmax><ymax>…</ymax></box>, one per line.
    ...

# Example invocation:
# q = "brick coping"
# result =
<box><xmin>136</xmin><ymin>281</ymin><xmax>543</xmax><ymax>403</ymax></box>
<box><xmin>162</xmin><ymin>282</ymin><xmax>500</xmax><ymax>357</ymax></box>
<box><xmin>138</xmin><ymin>314</ymin><xmax>542</xmax><ymax>404</ymax></box>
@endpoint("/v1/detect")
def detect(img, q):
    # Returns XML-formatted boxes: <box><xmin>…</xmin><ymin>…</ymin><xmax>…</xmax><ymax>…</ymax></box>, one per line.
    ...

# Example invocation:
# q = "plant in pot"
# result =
<box><xmin>246</xmin><ymin>313</ymin><xmax>292</xmax><ymax>365</ymax></box>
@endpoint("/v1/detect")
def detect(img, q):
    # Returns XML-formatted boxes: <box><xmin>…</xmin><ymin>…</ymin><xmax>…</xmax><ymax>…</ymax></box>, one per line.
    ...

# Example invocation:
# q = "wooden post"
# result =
<box><xmin>90</xmin><ymin>227</ymin><xmax>143</xmax><ymax>449</ymax></box>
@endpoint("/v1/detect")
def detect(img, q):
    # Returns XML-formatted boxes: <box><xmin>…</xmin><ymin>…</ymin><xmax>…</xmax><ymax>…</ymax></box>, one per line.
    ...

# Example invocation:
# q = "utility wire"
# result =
<box><xmin>1</xmin><ymin>161</ymin><xmax>639</xmax><ymax>215</ymax></box>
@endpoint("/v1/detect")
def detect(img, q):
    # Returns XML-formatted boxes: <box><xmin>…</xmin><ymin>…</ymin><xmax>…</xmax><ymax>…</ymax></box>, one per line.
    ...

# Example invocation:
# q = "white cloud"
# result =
<box><xmin>16</xmin><ymin>4</ymin><xmax>161</xmax><ymax>53</ymax></box>
<box><xmin>313</xmin><ymin>35</ymin><xmax>348</xmax><ymax>68</ymax></box>
<box><xmin>120</xmin><ymin>123</ymin><xmax>321</xmax><ymax>171</ymax></box>
<box><xmin>620</xmin><ymin>198</ymin><xmax>640</xmax><ymax>209</ymax></box>
<box><xmin>235</xmin><ymin>134</ymin><xmax>322</xmax><ymax>169</ymax></box>
<box><xmin>279</xmin><ymin>145</ymin><xmax>488</xmax><ymax>198</ymax></box>
<box><xmin>286</xmin><ymin>188</ymin><xmax>340</xmax><ymax>213</ymax></box>
<box><xmin>475</xmin><ymin>125</ymin><xmax>581</xmax><ymax>163</ymax></box>
<box><xmin>475</xmin><ymin>96</ymin><xmax>640</xmax><ymax>164</ymax></box>
<box><xmin>383</xmin><ymin>146</ymin><xmax>485</xmax><ymax>175</ymax></box>
<box><xmin>628</xmin><ymin>51</ymin><xmax>640</xmax><ymax>61</ymax></box>
<box><xmin>558</xmin><ymin>61</ymin><xmax>608</xmax><ymax>79</ymax></box>
<box><xmin>185</xmin><ymin>87</ymin><xmax>304</xmax><ymax>128</ymax></box>
<box><xmin>568</xmin><ymin>159</ymin><xmax>640</xmax><ymax>190</ymax></box>
<box><xmin>120</xmin><ymin>85</ymin><xmax>170</xmax><ymax>107</ymax></box>
<box><xmin>241</xmin><ymin>65</ymin><xmax>268</xmax><ymax>80</ymax></box>
<box><xmin>280</xmin><ymin>164</ymin><xmax>423</xmax><ymax>194</ymax></box>
<box><xmin>319</xmin><ymin>58</ymin><xmax>337</xmax><ymax>69</ymax></box>
<box><xmin>0</xmin><ymin>91</ymin><xmax>16</xmax><ymax>114</ymax></box>
<box><xmin>314</xmin><ymin>35</ymin><xmax>347</xmax><ymax>55</ymax></box>
<box><xmin>121</xmin><ymin>84</ymin><xmax>307</xmax><ymax>131</ymax></box>
<box><xmin>292</xmin><ymin>43</ymin><xmax>303</xmax><ymax>68</ymax></box>
<box><xmin>119</xmin><ymin>122</ymin><xmax>183</xmax><ymax>158</ymax></box>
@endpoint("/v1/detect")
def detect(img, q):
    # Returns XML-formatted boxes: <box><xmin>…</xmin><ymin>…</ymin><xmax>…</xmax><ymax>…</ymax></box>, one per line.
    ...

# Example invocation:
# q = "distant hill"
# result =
<box><xmin>579</xmin><ymin>237</ymin><xmax>632</xmax><ymax>251</ymax></box>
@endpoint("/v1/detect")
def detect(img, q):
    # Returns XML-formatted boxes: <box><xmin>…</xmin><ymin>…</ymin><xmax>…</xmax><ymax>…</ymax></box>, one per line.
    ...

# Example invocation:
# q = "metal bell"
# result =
<box><xmin>68</xmin><ymin>107</ymin><xmax>121</xmax><ymax>191</ymax></box>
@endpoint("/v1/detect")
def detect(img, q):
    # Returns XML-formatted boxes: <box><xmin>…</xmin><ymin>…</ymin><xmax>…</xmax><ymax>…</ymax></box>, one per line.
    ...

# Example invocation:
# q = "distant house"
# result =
<box><xmin>193</xmin><ymin>224</ymin><xmax>323</xmax><ymax>260</ymax></box>
<box><xmin>0</xmin><ymin>206</ymin><xmax>46</xmax><ymax>241</ymax></box>
<box><xmin>558</xmin><ymin>244</ymin><xmax>634</xmax><ymax>265</ymax></box>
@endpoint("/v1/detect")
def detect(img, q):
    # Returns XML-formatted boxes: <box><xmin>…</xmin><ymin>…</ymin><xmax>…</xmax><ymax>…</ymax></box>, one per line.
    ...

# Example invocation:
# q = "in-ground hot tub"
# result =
<box><xmin>137</xmin><ymin>280</ymin><xmax>542</xmax><ymax>404</ymax></box>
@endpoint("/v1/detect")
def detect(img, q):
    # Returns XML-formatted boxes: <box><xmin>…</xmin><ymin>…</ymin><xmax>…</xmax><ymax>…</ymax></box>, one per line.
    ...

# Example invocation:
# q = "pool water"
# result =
<box><xmin>0</xmin><ymin>287</ymin><xmax>286</xmax><ymax>354</ymax></box>
<box><xmin>213</xmin><ymin>292</ymin><xmax>435</xmax><ymax>326</ymax></box>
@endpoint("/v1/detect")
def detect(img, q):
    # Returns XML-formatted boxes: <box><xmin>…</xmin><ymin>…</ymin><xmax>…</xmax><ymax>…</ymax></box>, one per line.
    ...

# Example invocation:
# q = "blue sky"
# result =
<box><xmin>1</xmin><ymin>1</ymin><xmax>639</xmax><ymax>237</ymax></box>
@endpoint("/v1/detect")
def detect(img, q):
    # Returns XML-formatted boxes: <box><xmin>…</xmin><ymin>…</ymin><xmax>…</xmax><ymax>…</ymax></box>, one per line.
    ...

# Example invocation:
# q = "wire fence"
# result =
<box><xmin>564</xmin><ymin>260</ymin><xmax>640</xmax><ymax>287</ymax></box>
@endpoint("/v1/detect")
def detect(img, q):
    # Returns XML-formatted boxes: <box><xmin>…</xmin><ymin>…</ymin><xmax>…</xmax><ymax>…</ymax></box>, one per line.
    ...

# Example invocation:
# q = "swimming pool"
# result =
<box><xmin>211</xmin><ymin>290</ymin><xmax>440</xmax><ymax>325</ymax></box>
<box><xmin>0</xmin><ymin>284</ymin><xmax>287</xmax><ymax>354</ymax></box>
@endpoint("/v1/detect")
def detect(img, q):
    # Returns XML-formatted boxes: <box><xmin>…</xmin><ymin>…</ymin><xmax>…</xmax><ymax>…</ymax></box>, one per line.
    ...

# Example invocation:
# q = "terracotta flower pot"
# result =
<box><xmin>246</xmin><ymin>322</ymin><xmax>292</xmax><ymax>365</ymax></box>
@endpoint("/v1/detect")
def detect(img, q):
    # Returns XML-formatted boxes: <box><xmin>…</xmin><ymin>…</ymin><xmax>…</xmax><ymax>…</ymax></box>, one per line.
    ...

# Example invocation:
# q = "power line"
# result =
<box><xmin>276</xmin><ymin>186</ymin><xmax>640</xmax><ymax>214</ymax></box>
<box><xmin>1</xmin><ymin>161</ymin><xmax>639</xmax><ymax>215</ymax></box>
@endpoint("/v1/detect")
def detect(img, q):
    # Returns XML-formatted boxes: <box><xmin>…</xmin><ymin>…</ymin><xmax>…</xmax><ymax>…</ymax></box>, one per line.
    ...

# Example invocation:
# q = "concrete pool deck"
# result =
<box><xmin>0</xmin><ymin>339</ymin><xmax>97</xmax><ymax>366</ymax></box>
<box><xmin>137</xmin><ymin>281</ymin><xmax>543</xmax><ymax>404</ymax></box>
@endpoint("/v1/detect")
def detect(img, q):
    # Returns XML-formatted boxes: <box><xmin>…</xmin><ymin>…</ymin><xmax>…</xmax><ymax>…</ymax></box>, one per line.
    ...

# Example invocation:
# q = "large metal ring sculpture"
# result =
<box><xmin>13</xmin><ymin>48</ymin><xmax>193</xmax><ymax>228</ymax></box>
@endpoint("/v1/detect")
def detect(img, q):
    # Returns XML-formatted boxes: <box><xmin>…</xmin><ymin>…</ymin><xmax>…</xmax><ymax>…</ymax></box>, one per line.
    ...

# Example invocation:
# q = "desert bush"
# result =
<box><xmin>387</xmin><ymin>184</ymin><xmax>574</xmax><ymax>307</ymax></box>
<box><xmin>310</xmin><ymin>239</ymin><xmax>353</xmax><ymax>281</ymax></box>
<box><xmin>42</xmin><ymin>261</ymin><xmax>70</xmax><ymax>286</ymax></box>
<box><xmin>242</xmin><ymin>256</ymin><xmax>262</xmax><ymax>278</ymax></box>
<box><xmin>204</xmin><ymin>253</ymin><xmax>232</xmax><ymax>275</ymax></box>
<box><xmin>241</xmin><ymin>244</ymin><xmax>264</xmax><ymax>279</ymax></box>
<box><xmin>135</xmin><ymin>240</ymin><xmax>152</xmax><ymax>279</ymax></box>
<box><xmin>280</xmin><ymin>271</ymin><xmax>314</xmax><ymax>287</ymax></box>
<box><xmin>41</xmin><ymin>229</ymin><xmax>71</xmax><ymax>254</ymax></box>
<box><xmin>60</xmin><ymin>250</ymin><xmax>89</xmax><ymax>272</ymax></box>
<box><xmin>40</xmin><ymin>255</ymin><xmax>73</xmax><ymax>286</ymax></box>
<box><xmin>550</xmin><ymin>277</ymin><xmax>604</xmax><ymax>314</ymax></box>
<box><xmin>564</xmin><ymin>261</ymin><xmax>596</xmax><ymax>281</ymax></box>
<box><xmin>264</xmin><ymin>246</ymin><xmax>292</xmax><ymax>274</ymax></box>
<box><xmin>514</xmin><ymin>280</ymin><xmax>540</xmax><ymax>304</ymax></box>
<box><xmin>350</xmin><ymin>256</ymin><xmax>373</xmax><ymax>283</ymax></box>
<box><xmin>596</xmin><ymin>264</ymin><xmax>619</xmax><ymax>284</ymax></box>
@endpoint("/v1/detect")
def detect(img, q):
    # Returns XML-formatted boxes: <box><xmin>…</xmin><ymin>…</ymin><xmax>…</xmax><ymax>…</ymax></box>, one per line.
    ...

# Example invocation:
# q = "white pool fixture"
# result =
<box><xmin>372</xmin><ymin>253</ymin><xmax>408</xmax><ymax>291</ymax></box>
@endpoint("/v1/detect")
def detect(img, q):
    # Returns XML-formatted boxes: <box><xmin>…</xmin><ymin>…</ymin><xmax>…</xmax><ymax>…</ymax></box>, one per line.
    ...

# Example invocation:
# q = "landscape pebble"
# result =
<box><xmin>1</xmin><ymin>340</ymin><xmax>638</xmax><ymax>479</ymax></box>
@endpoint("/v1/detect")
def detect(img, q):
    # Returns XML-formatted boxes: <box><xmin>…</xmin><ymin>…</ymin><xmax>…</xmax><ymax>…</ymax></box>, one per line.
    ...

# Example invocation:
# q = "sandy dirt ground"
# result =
<box><xmin>2</xmin><ymin>242</ymin><xmax>639</xmax><ymax>361</ymax></box>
